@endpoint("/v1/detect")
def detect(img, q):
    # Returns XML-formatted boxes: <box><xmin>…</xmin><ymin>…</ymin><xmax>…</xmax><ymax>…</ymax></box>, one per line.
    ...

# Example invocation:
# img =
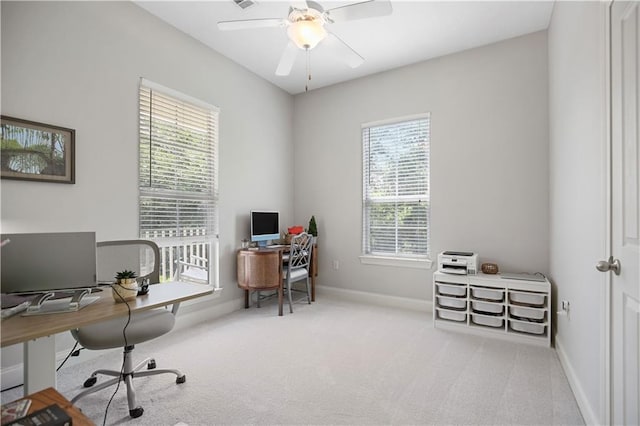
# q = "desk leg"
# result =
<box><xmin>23</xmin><ymin>336</ymin><xmax>56</xmax><ymax>396</ymax></box>
<box><xmin>244</xmin><ymin>290</ymin><xmax>249</xmax><ymax>309</ymax></box>
<box><xmin>311</xmin><ymin>275</ymin><xmax>316</xmax><ymax>302</ymax></box>
<box><xmin>278</xmin><ymin>285</ymin><xmax>283</xmax><ymax>316</ymax></box>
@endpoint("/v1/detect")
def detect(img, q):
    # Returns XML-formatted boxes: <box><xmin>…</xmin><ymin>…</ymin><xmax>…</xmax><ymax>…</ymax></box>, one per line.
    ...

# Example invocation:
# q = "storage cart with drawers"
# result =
<box><xmin>433</xmin><ymin>271</ymin><xmax>551</xmax><ymax>347</ymax></box>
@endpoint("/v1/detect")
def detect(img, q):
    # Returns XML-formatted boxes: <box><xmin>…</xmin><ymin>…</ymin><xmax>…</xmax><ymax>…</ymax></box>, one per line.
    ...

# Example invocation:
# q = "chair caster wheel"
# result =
<box><xmin>83</xmin><ymin>377</ymin><xmax>97</xmax><ymax>388</ymax></box>
<box><xmin>147</xmin><ymin>359</ymin><xmax>156</xmax><ymax>370</ymax></box>
<box><xmin>176</xmin><ymin>375</ymin><xmax>186</xmax><ymax>384</ymax></box>
<box><xmin>129</xmin><ymin>407</ymin><xmax>144</xmax><ymax>418</ymax></box>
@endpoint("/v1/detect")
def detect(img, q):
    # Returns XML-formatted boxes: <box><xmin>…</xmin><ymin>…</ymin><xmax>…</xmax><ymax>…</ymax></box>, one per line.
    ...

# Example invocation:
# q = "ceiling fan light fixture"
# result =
<box><xmin>287</xmin><ymin>19</ymin><xmax>327</xmax><ymax>50</ymax></box>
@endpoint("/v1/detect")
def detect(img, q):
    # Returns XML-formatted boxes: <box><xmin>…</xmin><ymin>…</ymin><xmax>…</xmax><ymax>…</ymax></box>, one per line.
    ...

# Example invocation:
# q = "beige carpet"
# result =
<box><xmin>1</xmin><ymin>295</ymin><xmax>584</xmax><ymax>425</ymax></box>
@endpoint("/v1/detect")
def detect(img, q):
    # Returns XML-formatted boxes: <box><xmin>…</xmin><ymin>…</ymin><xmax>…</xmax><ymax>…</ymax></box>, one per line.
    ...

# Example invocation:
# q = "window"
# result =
<box><xmin>138</xmin><ymin>79</ymin><xmax>219</xmax><ymax>286</ymax></box>
<box><xmin>362</xmin><ymin>114</ymin><xmax>430</xmax><ymax>263</ymax></box>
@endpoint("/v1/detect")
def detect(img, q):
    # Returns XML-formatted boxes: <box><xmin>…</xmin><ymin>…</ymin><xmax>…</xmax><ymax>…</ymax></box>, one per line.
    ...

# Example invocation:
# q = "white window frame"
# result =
<box><xmin>138</xmin><ymin>78</ymin><xmax>220</xmax><ymax>288</ymax></box>
<box><xmin>360</xmin><ymin>113</ymin><xmax>432</xmax><ymax>269</ymax></box>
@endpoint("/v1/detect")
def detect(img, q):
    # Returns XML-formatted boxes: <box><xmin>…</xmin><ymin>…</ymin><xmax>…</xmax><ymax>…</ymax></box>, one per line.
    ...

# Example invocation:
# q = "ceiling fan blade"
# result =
<box><xmin>290</xmin><ymin>1</ymin><xmax>310</xmax><ymax>10</ymax></box>
<box><xmin>217</xmin><ymin>18</ymin><xmax>284</xmax><ymax>31</ymax></box>
<box><xmin>325</xmin><ymin>0</ymin><xmax>392</xmax><ymax>23</ymax></box>
<box><xmin>276</xmin><ymin>42</ymin><xmax>299</xmax><ymax>76</ymax></box>
<box><xmin>325</xmin><ymin>33</ymin><xmax>364</xmax><ymax>69</ymax></box>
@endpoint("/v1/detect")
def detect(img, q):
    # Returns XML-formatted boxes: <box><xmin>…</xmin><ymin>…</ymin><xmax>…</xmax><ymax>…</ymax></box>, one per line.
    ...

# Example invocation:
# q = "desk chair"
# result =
<box><xmin>283</xmin><ymin>232</ymin><xmax>313</xmax><ymax>313</ymax></box>
<box><xmin>69</xmin><ymin>240</ymin><xmax>184</xmax><ymax>419</ymax></box>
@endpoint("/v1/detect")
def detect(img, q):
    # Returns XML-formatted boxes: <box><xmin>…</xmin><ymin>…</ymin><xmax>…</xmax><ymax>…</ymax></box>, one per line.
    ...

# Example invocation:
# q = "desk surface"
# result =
<box><xmin>1</xmin><ymin>282</ymin><xmax>212</xmax><ymax>348</ymax></box>
<box><xmin>3</xmin><ymin>387</ymin><xmax>95</xmax><ymax>426</ymax></box>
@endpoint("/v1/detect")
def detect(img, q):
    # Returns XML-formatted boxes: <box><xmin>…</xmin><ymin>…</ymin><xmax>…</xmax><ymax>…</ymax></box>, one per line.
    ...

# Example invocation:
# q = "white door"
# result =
<box><xmin>609</xmin><ymin>1</ymin><xmax>640</xmax><ymax>424</ymax></box>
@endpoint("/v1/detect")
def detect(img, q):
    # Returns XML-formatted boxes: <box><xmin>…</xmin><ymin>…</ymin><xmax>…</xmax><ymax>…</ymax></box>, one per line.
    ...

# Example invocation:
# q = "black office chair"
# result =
<box><xmin>69</xmin><ymin>240</ymin><xmax>184</xmax><ymax>418</ymax></box>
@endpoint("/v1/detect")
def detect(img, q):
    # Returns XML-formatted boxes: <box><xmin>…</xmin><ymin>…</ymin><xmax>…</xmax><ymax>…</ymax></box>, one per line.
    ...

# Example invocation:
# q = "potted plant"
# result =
<box><xmin>307</xmin><ymin>215</ymin><xmax>318</xmax><ymax>244</ymax></box>
<box><xmin>112</xmin><ymin>270</ymin><xmax>138</xmax><ymax>302</ymax></box>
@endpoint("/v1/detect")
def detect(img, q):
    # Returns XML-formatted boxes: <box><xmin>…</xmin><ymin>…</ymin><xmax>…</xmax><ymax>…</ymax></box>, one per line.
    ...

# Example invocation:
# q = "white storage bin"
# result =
<box><xmin>436</xmin><ymin>283</ymin><xmax>467</xmax><ymax>297</ymax></box>
<box><xmin>509</xmin><ymin>320</ymin><xmax>546</xmax><ymax>335</ymax></box>
<box><xmin>436</xmin><ymin>309</ymin><xmax>467</xmax><ymax>322</ymax></box>
<box><xmin>470</xmin><ymin>286</ymin><xmax>504</xmax><ymax>302</ymax></box>
<box><xmin>509</xmin><ymin>305</ymin><xmax>545</xmax><ymax>321</ymax></box>
<box><xmin>509</xmin><ymin>291</ymin><xmax>546</xmax><ymax>307</ymax></box>
<box><xmin>471</xmin><ymin>300</ymin><xmax>504</xmax><ymax>315</ymax></box>
<box><xmin>471</xmin><ymin>314</ymin><xmax>504</xmax><ymax>328</ymax></box>
<box><xmin>434</xmin><ymin>272</ymin><xmax>467</xmax><ymax>285</ymax></box>
<box><xmin>437</xmin><ymin>296</ymin><xmax>467</xmax><ymax>310</ymax></box>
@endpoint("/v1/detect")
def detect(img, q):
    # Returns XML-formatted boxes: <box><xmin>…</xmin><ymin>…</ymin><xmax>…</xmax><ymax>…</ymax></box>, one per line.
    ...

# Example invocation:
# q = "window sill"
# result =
<box><xmin>359</xmin><ymin>255</ymin><xmax>433</xmax><ymax>269</ymax></box>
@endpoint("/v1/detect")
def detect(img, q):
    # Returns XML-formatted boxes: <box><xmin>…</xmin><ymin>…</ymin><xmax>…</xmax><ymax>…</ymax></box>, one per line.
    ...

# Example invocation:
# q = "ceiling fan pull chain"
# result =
<box><xmin>305</xmin><ymin>48</ymin><xmax>310</xmax><ymax>92</ymax></box>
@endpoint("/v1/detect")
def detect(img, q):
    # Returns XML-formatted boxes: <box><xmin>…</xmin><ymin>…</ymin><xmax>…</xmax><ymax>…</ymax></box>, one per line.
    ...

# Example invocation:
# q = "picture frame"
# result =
<box><xmin>1</xmin><ymin>115</ymin><xmax>75</xmax><ymax>184</ymax></box>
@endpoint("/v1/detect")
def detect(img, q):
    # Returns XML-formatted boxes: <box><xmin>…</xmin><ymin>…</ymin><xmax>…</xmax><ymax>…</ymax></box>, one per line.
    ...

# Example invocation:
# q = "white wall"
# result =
<box><xmin>547</xmin><ymin>2</ymin><xmax>608</xmax><ymax>424</ymax></box>
<box><xmin>293</xmin><ymin>31</ymin><xmax>549</xmax><ymax>301</ymax></box>
<box><xmin>1</xmin><ymin>1</ymin><xmax>293</xmax><ymax>381</ymax></box>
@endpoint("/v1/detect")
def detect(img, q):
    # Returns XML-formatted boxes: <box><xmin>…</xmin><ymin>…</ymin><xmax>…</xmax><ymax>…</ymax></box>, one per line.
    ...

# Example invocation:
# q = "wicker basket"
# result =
<box><xmin>481</xmin><ymin>263</ymin><xmax>499</xmax><ymax>274</ymax></box>
<box><xmin>284</xmin><ymin>233</ymin><xmax>310</xmax><ymax>245</ymax></box>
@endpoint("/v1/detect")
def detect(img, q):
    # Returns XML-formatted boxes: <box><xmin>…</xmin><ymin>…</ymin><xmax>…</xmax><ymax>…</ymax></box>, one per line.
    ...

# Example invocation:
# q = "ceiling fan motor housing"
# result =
<box><xmin>287</xmin><ymin>4</ymin><xmax>327</xmax><ymax>50</ymax></box>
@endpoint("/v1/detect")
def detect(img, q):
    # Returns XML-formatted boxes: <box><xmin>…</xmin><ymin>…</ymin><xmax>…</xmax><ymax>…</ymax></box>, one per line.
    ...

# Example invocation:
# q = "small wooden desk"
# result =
<box><xmin>237</xmin><ymin>249</ymin><xmax>284</xmax><ymax>315</ymax></box>
<box><xmin>2</xmin><ymin>387</ymin><xmax>95</xmax><ymax>426</ymax></box>
<box><xmin>0</xmin><ymin>282</ymin><xmax>212</xmax><ymax>396</ymax></box>
<box><xmin>236</xmin><ymin>244</ymin><xmax>318</xmax><ymax>316</ymax></box>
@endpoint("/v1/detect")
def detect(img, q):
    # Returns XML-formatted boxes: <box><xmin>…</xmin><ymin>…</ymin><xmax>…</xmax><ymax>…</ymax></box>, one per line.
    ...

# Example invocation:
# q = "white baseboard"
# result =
<box><xmin>555</xmin><ymin>333</ymin><xmax>599</xmax><ymax>425</ymax></box>
<box><xmin>1</xmin><ymin>345</ymin><xmax>119</xmax><ymax>391</ymax></box>
<box><xmin>2</xmin><ymin>360</ymin><xmax>24</xmax><ymax>391</ymax></box>
<box><xmin>317</xmin><ymin>285</ymin><xmax>432</xmax><ymax>313</ymax></box>
<box><xmin>174</xmin><ymin>295</ymin><xmax>244</xmax><ymax>330</ymax></box>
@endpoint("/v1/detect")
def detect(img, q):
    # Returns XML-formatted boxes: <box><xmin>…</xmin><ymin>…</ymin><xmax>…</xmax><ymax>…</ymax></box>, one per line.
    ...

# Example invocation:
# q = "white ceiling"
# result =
<box><xmin>134</xmin><ymin>1</ymin><xmax>554</xmax><ymax>95</ymax></box>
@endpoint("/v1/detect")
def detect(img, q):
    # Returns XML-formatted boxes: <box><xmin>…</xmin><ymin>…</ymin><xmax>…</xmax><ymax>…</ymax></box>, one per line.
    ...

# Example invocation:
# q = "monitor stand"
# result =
<box><xmin>257</xmin><ymin>240</ymin><xmax>268</xmax><ymax>248</ymax></box>
<box><xmin>23</xmin><ymin>289</ymin><xmax>99</xmax><ymax>316</ymax></box>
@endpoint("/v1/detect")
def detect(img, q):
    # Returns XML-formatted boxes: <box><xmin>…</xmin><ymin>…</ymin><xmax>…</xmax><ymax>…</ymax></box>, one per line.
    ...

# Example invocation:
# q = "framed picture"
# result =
<box><xmin>1</xmin><ymin>115</ymin><xmax>75</xmax><ymax>184</ymax></box>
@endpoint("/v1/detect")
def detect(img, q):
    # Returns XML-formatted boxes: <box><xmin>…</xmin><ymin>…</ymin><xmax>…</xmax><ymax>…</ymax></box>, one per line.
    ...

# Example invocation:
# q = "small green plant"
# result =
<box><xmin>307</xmin><ymin>215</ymin><xmax>318</xmax><ymax>237</ymax></box>
<box><xmin>115</xmin><ymin>270</ymin><xmax>137</xmax><ymax>280</ymax></box>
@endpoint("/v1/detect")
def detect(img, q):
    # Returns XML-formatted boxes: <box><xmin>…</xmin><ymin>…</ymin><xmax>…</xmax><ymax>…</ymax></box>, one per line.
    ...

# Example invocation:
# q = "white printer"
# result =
<box><xmin>438</xmin><ymin>251</ymin><xmax>479</xmax><ymax>275</ymax></box>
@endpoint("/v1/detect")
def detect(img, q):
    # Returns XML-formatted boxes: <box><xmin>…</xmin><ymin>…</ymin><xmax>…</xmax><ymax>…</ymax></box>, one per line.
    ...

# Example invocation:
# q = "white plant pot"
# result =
<box><xmin>112</xmin><ymin>279</ymin><xmax>138</xmax><ymax>302</ymax></box>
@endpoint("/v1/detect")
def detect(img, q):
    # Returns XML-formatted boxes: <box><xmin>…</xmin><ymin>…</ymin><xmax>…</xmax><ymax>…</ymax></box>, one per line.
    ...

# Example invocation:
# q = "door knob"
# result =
<box><xmin>596</xmin><ymin>256</ymin><xmax>621</xmax><ymax>275</ymax></box>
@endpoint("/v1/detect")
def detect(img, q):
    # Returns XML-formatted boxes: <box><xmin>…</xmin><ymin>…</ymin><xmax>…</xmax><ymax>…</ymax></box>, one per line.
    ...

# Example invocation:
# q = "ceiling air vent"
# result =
<box><xmin>233</xmin><ymin>0</ymin><xmax>256</xmax><ymax>10</ymax></box>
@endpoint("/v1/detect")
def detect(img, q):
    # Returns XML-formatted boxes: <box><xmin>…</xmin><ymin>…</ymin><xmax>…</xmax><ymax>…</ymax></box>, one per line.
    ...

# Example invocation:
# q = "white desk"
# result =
<box><xmin>0</xmin><ymin>282</ymin><xmax>212</xmax><ymax>395</ymax></box>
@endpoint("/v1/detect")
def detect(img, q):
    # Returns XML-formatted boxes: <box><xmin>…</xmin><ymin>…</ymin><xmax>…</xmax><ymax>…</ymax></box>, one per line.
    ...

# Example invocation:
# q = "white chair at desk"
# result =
<box><xmin>69</xmin><ymin>240</ymin><xmax>184</xmax><ymax>419</ymax></box>
<box><xmin>283</xmin><ymin>232</ymin><xmax>313</xmax><ymax>313</ymax></box>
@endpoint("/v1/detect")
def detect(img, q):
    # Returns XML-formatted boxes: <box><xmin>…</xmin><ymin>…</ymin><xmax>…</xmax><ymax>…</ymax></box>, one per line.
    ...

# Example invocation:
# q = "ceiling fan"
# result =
<box><xmin>217</xmin><ymin>0</ymin><xmax>393</xmax><ymax>80</ymax></box>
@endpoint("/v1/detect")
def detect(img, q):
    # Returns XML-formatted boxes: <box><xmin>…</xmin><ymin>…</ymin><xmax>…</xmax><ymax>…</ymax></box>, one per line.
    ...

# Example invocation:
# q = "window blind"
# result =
<box><xmin>138</xmin><ymin>83</ymin><xmax>219</xmax><ymax>241</ymax></box>
<box><xmin>362</xmin><ymin>114</ymin><xmax>430</xmax><ymax>257</ymax></box>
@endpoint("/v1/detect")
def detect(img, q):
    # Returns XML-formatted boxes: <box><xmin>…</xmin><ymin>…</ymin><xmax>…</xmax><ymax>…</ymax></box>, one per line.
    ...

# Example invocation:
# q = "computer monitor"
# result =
<box><xmin>250</xmin><ymin>211</ymin><xmax>279</xmax><ymax>247</ymax></box>
<box><xmin>1</xmin><ymin>231</ymin><xmax>98</xmax><ymax>295</ymax></box>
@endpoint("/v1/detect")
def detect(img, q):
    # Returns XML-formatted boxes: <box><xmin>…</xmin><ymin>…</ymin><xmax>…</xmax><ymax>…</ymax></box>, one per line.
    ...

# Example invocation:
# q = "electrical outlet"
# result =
<box><xmin>557</xmin><ymin>300</ymin><xmax>570</xmax><ymax>317</ymax></box>
<box><xmin>332</xmin><ymin>260</ymin><xmax>339</xmax><ymax>270</ymax></box>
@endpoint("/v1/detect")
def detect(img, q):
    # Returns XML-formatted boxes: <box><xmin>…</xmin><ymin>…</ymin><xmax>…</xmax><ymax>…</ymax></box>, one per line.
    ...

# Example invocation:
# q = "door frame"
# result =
<box><xmin>601</xmin><ymin>1</ymin><xmax>612</xmax><ymax>424</ymax></box>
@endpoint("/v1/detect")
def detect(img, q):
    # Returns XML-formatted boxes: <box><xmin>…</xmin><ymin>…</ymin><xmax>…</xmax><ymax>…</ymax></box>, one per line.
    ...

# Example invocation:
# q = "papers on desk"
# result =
<box><xmin>1</xmin><ymin>398</ymin><xmax>31</xmax><ymax>423</ymax></box>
